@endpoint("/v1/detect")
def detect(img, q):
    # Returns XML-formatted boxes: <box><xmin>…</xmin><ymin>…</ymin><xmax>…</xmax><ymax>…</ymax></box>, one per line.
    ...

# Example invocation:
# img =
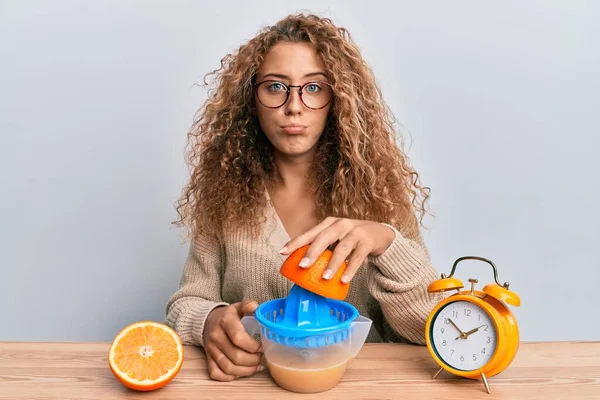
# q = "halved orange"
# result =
<box><xmin>280</xmin><ymin>245</ymin><xmax>350</xmax><ymax>300</ymax></box>
<box><xmin>108</xmin><ymin>321</ymin><xmax>183</xmax><ymax>391</ymax></box>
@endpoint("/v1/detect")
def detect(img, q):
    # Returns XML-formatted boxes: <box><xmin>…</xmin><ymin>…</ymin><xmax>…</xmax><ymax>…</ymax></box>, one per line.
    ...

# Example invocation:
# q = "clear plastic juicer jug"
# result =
<box><xmin>241</xmin><ymin>283</ymin><xmax>372</xmax><ymax>393</ymax></box>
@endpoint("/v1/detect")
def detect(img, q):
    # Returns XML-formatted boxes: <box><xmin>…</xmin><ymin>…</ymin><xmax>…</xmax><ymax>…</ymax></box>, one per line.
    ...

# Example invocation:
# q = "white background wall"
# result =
<box><xmin>1</xmin><ymin>0</ymin><xmax>598</xmax><ymax>342</ymax></box>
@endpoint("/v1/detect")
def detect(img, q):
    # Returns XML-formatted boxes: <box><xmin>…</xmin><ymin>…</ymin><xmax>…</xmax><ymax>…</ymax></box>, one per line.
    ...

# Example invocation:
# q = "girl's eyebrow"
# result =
<box><xmin>260</xmin><ymin>72</ymin><xmax>328</xmax><ymax>81</ymax></box>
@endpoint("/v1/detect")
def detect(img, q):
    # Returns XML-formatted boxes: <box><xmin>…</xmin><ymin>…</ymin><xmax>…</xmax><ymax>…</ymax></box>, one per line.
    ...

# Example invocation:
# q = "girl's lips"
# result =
<box><xmin>282</xmin><ymin>126</ymin><xmax>306</xmax><ymax>134</ymax></box>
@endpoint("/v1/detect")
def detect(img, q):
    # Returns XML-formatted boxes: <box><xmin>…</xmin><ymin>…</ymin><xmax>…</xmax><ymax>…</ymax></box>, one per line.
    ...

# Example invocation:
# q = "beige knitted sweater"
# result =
<box><xmin>165</xmin><ymin>196</ymin><xmax>444</xmax><ymax>346</ymax></box>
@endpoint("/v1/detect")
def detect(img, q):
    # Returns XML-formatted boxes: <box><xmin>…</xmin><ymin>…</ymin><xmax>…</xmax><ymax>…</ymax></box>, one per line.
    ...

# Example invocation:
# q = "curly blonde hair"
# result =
<box><xmin>175</xmin><ymin>13</ymin><xmax>431</xmax><ymax>240</ymax></box>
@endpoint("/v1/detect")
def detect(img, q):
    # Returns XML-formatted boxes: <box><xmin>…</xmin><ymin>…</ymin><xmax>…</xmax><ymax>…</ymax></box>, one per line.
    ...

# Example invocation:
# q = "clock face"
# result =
<box><xmin>430</xmin><ymin>300</ymin><xmax>497</xmax><ymax>371</ymax></box>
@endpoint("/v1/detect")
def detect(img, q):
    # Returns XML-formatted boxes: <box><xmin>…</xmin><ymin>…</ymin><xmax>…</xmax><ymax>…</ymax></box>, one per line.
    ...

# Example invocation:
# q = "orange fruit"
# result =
<box><xmin>108</xmin><ymin>321</ymin><xmax>183</xmax><ymax>391</ymax></box>
<box><xmin>280</xmin><ymin>245</ymin><xmax>350</xmax><ymax>300</ymax></box>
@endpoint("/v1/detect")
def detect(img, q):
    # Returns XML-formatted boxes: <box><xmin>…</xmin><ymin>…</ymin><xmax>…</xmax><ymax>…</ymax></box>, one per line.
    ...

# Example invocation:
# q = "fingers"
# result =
<box><xmin>231</xmin><ymin>299</ymin><xmax>259</xmax><ymax>317</ymax></box>
<box><xmin>322</xmin><ymin>226</ymin><xmax>372</xmax><ymax>282</ymax></box>
<box><xmin>279</xmin><ymin>218</ymin><xmax>374</xmax><ymax>284</ymax></box>
<box><xmin>297</xmin><ymin>219</ymin><xmax>355</xmax><ymax>269</ymax></box>
<box><xmin>323</xmin><ymin>233</ymin><xmax>360</xmax><ymax>281</ymax></box>
<box><xmin>206</xmin><ymin>343</ymin><xmax>262</xmax><ymax>378</ymax></box>
<box><xmin>206</xmin><ymin>353</ymin><xmax>236</xmax><ymax>382</ymax></box>
<box><xmin>340</xmin><ymin>239</ymin><xmax>371</xmax><ymax>283</ymax></box>
<box><xmin>219</xmin><ymin>335</ymin><xmax>263</xmax><ymax>367</ymax></box>
<box><xmin>204</xmin><ymin>300</ymin><xmax>264</xmax><ymax>382</ymax></box>
<box><xmin>279</xmin><ymin>217</ymin><xmax>339</xmax><ymax>256</ymax></box>
<box><xmin>206</xmin><ymin>350</ymin><xmax>263</xmax><ymax>381</ymax></box>
<box><xmin>221</xmin><ymin>306</ymin><xmax>262</xmax><ymax>354</ymax></box>
<box><xmin>219</xmin><ymin>334</ymin><xmax>262</xmax><ymax>367</ymax></box>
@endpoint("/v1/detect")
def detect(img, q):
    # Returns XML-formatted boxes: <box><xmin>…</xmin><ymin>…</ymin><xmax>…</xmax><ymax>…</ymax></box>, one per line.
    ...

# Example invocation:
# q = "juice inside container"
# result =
<box><xmin>265</xmin><ymin>340</ymin><xmax>349</xmax><ymax>393</ymax></box>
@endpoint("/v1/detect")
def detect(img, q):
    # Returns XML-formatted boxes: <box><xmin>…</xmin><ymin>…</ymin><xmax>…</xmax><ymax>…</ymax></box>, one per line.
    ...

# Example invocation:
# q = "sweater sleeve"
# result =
<box><xmin>367</xmin><ymin>223</ymin><xmax>444</xmax><ymax>345</ymax></box>
<box><xmin>165</xmin><ymin>231</ymin><xmax>229</xmax><ymax>347</ymax></box>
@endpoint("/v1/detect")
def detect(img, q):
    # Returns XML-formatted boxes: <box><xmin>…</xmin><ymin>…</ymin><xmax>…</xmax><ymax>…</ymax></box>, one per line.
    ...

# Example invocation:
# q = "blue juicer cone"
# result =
<box><xmin>255</xmin><ymin>284</ymin><xmax>358</xmax><ymax>348</ymax></box>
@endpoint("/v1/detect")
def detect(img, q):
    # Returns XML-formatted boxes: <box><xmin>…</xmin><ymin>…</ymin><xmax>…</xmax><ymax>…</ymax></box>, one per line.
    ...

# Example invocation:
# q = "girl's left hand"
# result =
<box><xmin>279</xmin><ymin>217</ymin><xmax>395</xmax><ymax>284</ymax></box>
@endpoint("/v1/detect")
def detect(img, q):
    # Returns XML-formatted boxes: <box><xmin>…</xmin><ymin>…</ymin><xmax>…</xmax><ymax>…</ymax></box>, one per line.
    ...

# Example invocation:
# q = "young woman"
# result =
<box><xmin>166</xmin><ymin>13</ymin><xmax>443</xmax><ymax>381</ymax></box>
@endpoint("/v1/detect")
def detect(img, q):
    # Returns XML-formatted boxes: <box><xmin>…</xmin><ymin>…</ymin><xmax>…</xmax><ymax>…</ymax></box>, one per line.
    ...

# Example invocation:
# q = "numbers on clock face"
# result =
<box><xmin>431</xmin><ymin>301</ymin><xmax>497</xmax><ymax>371</ymax></box>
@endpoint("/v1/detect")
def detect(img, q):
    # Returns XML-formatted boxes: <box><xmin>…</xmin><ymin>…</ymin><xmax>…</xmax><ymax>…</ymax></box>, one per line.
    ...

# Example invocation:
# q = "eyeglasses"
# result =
<box><xmin>253</xmin><ymin>80</ymin><xmax>333</xmax><ymax>110</ymax></box>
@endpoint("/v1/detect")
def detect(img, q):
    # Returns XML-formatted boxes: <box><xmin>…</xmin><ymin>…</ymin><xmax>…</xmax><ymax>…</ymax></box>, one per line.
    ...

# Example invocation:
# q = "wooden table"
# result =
<box><xmin>1</xmin><ymin>341</ymin><xmax>598</xmax><ymax>399</ymax></box>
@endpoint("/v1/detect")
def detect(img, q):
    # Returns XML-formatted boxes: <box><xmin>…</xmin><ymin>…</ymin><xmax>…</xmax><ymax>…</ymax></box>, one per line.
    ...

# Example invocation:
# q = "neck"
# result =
<box><xmin>272</xmin><ymin>150</ymin><xmax>314</xmax><ymax>191</ymax></box>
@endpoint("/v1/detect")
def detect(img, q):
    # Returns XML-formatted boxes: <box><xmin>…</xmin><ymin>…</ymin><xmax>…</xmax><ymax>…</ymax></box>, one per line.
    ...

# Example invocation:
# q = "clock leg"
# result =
<box><xmin>481</xmin><ymin>373</ymin><xmax>491</xmax><ymax>394</ymax></box>
<box><xmin>432</xmin><ymin>367</ymin><xmax>443</xmax><ymax>379</ymax></box>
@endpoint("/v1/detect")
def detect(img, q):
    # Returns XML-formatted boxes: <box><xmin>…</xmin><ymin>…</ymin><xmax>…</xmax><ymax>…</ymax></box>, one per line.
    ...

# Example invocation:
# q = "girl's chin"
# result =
<box><xmin>274</xmin><ymin>144</ymin><xmax>316</xmax><ymax>158</ymax></box>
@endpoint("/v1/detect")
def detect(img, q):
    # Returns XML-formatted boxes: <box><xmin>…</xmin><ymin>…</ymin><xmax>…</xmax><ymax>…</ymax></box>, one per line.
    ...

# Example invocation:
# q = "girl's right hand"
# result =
<box><xmin>203</xmin><ymin>300</ymin><xmax>263</xmax><ymax>381</ymax></box>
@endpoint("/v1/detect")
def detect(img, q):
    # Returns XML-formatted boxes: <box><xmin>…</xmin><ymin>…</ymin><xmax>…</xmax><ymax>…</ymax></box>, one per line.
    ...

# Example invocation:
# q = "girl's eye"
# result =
<box><xmin>305</xmin><ymin>84</ymin><xmax>321</xmax><ymax>93</ymax></box>
<box><xmin>268</xmin><ymin>82</ymin><xmax>286</xmax><ymax>92</ymax></box>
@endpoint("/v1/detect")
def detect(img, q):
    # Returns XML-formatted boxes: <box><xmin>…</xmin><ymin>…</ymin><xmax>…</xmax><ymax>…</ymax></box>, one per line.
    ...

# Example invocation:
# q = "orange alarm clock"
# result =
<box><xmin>425</xmin><ymin>256</ymin><xmax>521</xmax><ymax>394</ymax></box>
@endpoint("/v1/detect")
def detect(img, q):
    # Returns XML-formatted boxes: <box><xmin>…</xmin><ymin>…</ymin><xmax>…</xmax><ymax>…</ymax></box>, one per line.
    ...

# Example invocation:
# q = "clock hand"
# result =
<box><xmin>447</xmin><ymin>318</ymin><xmax>466</xmax><ymax>339</ymax></box>
<box><xmin>456</xmin><ymin>324</ymin><xmax>488</xmax><ymax>340</ymax></box>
